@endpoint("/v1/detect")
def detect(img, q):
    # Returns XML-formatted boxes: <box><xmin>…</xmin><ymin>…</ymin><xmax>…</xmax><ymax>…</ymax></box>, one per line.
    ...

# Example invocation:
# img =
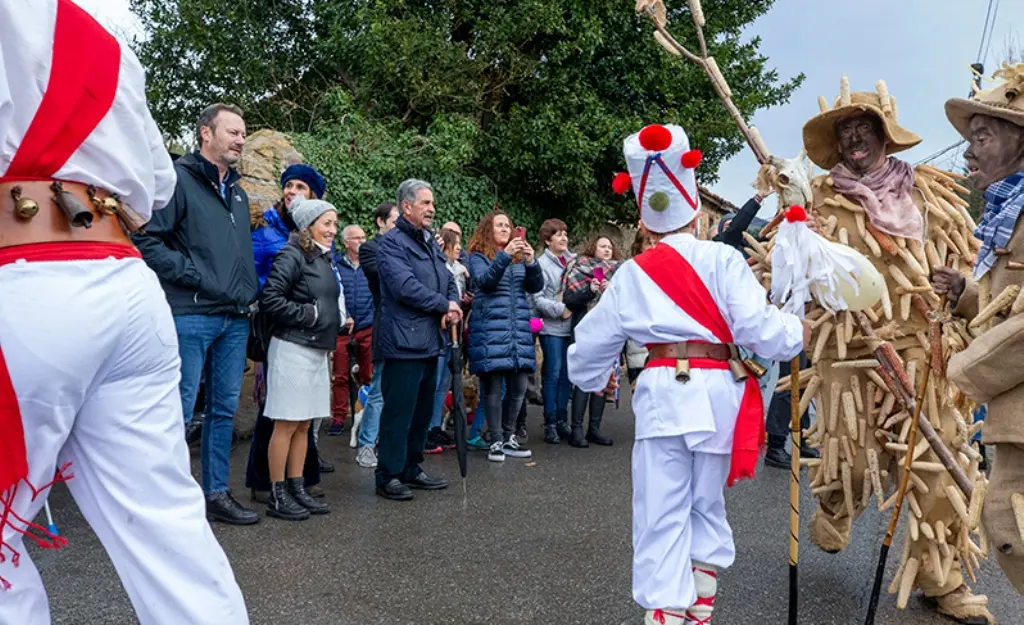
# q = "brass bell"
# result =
<box><xmin>51</xmin><ymin>181</ymin><xmax>93</xmax><ymax>229</ymax></box>
<box><xmin>100</xmin><ymin>196</ymin><xmax>121</xmax><ymax>215</ymax></box>
<box><xmin>674</xmin><ymin>358</ymin><xmax>691</xmax><ymax>383</ymax></box>
<box><xmin>10</xmin><ymin>186</ymin><xmax>39</xmax><ymax>219</ymax></box>
<box><xmin>15</xmin><ymin>197</ymin><xmax>39</xmax><ymax>219</ymax></box>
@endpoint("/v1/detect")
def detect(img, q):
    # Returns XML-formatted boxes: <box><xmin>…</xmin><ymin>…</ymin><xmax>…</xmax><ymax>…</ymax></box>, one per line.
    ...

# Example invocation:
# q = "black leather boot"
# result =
<box><xmin>267</xmin><ymin>481</ymin><xmax>310</xmax><ymax>521</ymax></box>
<box><xmin>556</xmin><ymin>419</ymin><xmax>571</xmax><ymax>441</ymax></box>
<box><xmin>586</xmin><ymin>403</ymin><xmax>613</xmax><ymax>446</ymax></box>
<box><xmin>569</xmin><ymin>388</ymin><xmax>589</xmax><ymax>448</ymax></box>
<box><xmin>287</xmin><ymin>477</ymin><xmax>329</xmax><ymax>514</ymax></box>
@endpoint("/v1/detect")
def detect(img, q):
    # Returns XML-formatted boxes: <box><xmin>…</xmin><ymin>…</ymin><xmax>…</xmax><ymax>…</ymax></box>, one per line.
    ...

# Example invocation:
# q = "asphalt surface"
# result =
<box><xmin>28</xmin><ymin>397</ymin><xmax>1022</xmax><ymax>625</ymax></box>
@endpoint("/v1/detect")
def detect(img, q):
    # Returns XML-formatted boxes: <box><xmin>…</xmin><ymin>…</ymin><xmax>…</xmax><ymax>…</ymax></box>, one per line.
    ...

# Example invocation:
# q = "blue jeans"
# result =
<box><xmin>175</xmin><ymin>314</ymin><xmax>249</xmax><ymax>495</ymax></box>
<box><xmin>358</xmin><ymin>360</ymin><xmax>384</xmax><ymax>448</ymax></box>
<box><xmin>470</xmin><ymin>376</ymin><xmax>505</xmax><ymax>439</ymax></box>
<box><xmin>539</xmin><ymin>334</ymin><xmax>571</xmax><ymax>426</ymax></box>
<box><xmin>431</xmin><ymin>352</ymin><xmax>451</xmax><ymax>429</ymax></box>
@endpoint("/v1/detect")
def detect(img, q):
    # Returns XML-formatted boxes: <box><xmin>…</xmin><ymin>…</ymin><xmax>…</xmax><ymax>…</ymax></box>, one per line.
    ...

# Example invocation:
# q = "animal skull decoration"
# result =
<box><xmin>755</xmin><ymin>150</ymin><xmax>814</xmax><ymax>210</ymax></box>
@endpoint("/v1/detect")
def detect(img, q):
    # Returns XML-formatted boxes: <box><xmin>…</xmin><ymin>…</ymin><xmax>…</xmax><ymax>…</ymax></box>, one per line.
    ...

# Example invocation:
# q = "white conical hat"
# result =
<box><xmin>613</xmin><ymin>123</ymin><xmax>703</xmax><ymax>233</ymax></box>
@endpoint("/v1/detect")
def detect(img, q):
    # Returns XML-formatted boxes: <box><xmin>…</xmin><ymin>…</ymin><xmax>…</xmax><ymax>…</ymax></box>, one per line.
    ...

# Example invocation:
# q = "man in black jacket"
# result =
<box><xmin>133</xmin><ymin>103</ymin><xmax>260</xmax><ymax>525</ymax></box>
<box><xmin>374</xmin><ymin>180</ymin><xmax>461</xmax><ymax>500</ymax></box>
<box><xmin>352</xmin><ymin>202</ymin><xmax>399</xmax><ymax>468</ymax></box>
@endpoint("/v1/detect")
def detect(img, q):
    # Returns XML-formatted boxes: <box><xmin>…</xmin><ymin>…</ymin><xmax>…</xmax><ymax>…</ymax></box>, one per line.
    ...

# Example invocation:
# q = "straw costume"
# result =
<box><xmin>567</xmin><ymin>123</ymin><xmax>804</xmax><ymax>624</ymax></box>
<box><xmin>944</xmin><ymin>62</ymin><xmax>1024</xmax><ymax>595</ymax></box>
<box><xmin>748</xmin><ymin>77</ymin><xmax>994</xmax><ymax>624</ymax></box>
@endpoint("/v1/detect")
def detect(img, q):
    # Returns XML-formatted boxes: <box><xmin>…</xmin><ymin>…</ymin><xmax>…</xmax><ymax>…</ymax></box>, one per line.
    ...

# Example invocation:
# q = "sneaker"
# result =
<box><xmin>544</xmin><ymin>424</ymin><xmax>560</xmax><ymax>444</ymax></box>
<box><xmin>502</xmin><ymin>435</ymin><xmax>532</xmax><ymax>459</ymax></box>
<box><xmin>514</xmin><ymin>425</ymin><xmax>528</xmax><ymax>444</ymax></box>
<box><xmin>467</xmin><ymin>436</ymin><xmax>489</xmax><ymax>451</ymax></box>
<box><xmin>328</xmin><ymin>421</ymin><xmax>344</xmax><ymax>437</ymax></box>
<box><xmin>487</xmin><ymin>441</ymin><xmax>506</xmax><ymax>463</ymax></box>
<box><xmin>424</xmin><ymin>444</ymin><xmax>443</xmax><ymax>455</ymax></box>
<box><xmin>356</xmin><ymin>445</ymin><xmax>378</xmax><ymax>468</ymax></box>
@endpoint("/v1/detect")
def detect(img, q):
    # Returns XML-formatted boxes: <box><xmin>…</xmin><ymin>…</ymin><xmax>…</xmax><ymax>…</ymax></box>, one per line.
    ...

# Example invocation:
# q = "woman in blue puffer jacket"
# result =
<box><xmin>245</xmin><ymin>163</ymin><xmax>328</xmax><ymax>503</ymax></box>
<box><xmin>466</xmin><ymin>210</ymin><xmax>544</xmax><ymax>464</ymax></box>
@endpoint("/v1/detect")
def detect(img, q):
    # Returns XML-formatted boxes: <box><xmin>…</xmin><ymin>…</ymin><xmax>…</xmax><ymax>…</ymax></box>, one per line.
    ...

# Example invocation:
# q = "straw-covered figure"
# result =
<box><xmin>936</xmin><ymin>62</ymin><xmax>1024</xmax><ymax>596</ymax></box>
<box><xmin>749</xmin><ymin>77</ymin><xmax>995</xmax><ymax>624</ymax></box>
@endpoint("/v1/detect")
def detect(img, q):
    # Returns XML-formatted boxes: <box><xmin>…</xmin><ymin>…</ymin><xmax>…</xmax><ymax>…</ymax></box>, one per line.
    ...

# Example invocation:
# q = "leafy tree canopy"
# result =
<box><xmin>132</xmin><ymin>0</ymin><xmax>802</xmax><ymax>234</ymax></box>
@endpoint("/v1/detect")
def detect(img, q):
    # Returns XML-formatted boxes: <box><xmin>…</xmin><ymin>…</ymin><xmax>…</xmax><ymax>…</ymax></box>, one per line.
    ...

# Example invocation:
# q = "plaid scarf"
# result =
<box><xmin>974</xmin><ymin>172</ymin><xmax>1024</xmax><ymax>279</ymax></box>
<box><xmin>563</xmin><ymin>256</ymin><xmax>622</xmax><ymax>304</ymax></box>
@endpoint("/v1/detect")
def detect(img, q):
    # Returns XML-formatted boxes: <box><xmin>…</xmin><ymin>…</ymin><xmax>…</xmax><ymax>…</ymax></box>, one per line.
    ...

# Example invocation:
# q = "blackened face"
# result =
<box><xmin>964</xmin><ymin>115</ymin><xmax>1024</xmax><ymax>190</ymax></box>
<box><xmin>836</xmin><ymin>113</ymin><xmax>887</xmax><ymax>175</ymax></box>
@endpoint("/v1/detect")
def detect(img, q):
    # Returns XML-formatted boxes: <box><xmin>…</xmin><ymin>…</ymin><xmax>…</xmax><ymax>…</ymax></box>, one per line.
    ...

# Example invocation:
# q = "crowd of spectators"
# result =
<box><xmin>135</xmin><ymin>102</ymin><xmax>815</xmax><ymax>519</ymax></box>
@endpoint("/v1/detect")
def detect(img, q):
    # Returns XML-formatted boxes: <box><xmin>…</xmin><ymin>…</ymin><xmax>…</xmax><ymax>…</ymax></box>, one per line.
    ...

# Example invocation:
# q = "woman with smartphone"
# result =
<box><xmin>465</xmin><ymin>210</ymin><xmax>544</xmax><ymax>463</ymax></box>
<box><xmin>563</xmin><ymin>235</ymin><xmax>623</xmax><ymax>447</ymax></box>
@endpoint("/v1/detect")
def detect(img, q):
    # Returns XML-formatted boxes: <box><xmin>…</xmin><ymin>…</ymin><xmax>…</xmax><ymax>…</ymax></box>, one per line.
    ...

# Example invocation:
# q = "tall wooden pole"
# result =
<box><xmin>787</xmin><ymin>355</ymin><xmax>802</xmax><ymax>625</ymax></box>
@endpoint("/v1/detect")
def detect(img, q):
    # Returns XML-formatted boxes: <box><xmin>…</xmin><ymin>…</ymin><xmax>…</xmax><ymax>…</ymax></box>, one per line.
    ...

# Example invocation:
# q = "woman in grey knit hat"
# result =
<box><xmin>259</xmin><ymin>199</ymin><xmax>344</xmax><ymax>520</ymax></box>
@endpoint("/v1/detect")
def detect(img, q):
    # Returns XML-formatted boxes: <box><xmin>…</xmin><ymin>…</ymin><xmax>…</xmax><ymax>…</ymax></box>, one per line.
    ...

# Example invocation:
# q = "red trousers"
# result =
<box><xmin>331</xmin><ymin>326</ymin><xmax>374</xmax><ymax>424</ymax></box>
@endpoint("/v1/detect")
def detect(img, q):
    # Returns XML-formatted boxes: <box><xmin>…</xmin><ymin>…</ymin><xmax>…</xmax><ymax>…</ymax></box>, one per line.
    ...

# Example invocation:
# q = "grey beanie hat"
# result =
<box><xmin>290</xmin><ymin>199</ymin><xmax>336</xmax><ymax>232</ymax></box>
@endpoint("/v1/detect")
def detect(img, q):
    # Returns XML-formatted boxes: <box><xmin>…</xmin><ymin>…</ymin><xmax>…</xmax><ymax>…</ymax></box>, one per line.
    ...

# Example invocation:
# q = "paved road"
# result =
<box><xmin>30</xmin><ymin>400</ymin><xmax>1021</xmax><ymax>625</ymax></box>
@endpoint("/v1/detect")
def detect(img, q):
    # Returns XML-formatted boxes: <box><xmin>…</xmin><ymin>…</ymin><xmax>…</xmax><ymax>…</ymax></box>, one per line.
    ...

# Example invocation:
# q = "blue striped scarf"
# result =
<box><xmin>974</xmin><ymin>172</ymin><xmax>1024</xmax><ymax>279</ymax></box>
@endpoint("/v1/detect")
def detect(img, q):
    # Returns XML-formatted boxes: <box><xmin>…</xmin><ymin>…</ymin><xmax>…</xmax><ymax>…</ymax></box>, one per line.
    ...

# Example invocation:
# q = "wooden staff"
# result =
<box><xmin>788</xmin><ymin>355</ymin><xmax>801</xmax><ymax>625</ymax></box>
<box><xmin>853</xmin><ymin>313</ymin><xmax>972</xmax><ymax>499</ymax></box>
<box><xmin>863</xmin><ymin>324</ymin><xmax>932</xmax><ymax>624</ymax></box>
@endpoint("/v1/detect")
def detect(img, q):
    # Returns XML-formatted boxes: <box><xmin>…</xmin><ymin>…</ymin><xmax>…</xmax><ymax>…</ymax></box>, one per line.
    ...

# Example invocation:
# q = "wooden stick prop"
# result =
<box><xmin>853</xmin><ymin>314</ymin><xmax>972</xmax><ymax>501</ymax></box>
<box><xmin>640</xmin><ymin>1</ymin><xmax>769</xmax><ymax>165</ymax></box>
<box><xmin>788</xmin><ymin>355</ymin><xmax>801</xmax><ymax>625</ymax></box>
<box><xmin>863</xmin><ymin>331</ymin><xmax>932</xmax><ymax>624</ymax></box>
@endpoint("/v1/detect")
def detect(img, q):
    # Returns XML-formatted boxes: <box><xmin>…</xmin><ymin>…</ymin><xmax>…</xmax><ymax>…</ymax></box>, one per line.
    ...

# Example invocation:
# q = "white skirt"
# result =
<box><xmin>265</xmin><ymin>336</ymin><xmax>331</xmax><ymax>421</ymax></box>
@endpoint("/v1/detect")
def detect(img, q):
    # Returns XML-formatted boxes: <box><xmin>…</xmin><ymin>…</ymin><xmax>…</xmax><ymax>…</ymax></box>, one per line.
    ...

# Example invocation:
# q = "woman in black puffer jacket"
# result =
<box><xmin>260</xmin><ymin>199</ymin><xmax>342</xmax><ymax>521</ymax></box>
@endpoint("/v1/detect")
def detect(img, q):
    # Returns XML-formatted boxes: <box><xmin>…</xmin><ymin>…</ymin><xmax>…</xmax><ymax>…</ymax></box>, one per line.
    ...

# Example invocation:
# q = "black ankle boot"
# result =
<box><xmin>287</xmin><ymin>477</ymin><xmax>329</xmax><ymax>515</ymax></box>
<box><xmin>569</xmin><ymin>426</ymin><xmax>589</xmax><ymax>448</ymax></box>
<box><xmin>267</xmin><ymin>481</ymin><xmax>310</xmax><ymax>521</ymax></box>
<box><xmin>556</xmin><ymin>419</ymin><xmax>572</xmax><ymax>441</ymax></box>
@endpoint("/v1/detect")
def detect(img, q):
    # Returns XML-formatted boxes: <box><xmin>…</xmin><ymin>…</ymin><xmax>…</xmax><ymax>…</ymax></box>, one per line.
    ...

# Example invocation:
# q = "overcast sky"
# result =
<box><xmin>81</xmin><ymin>0</ymin><xmax>1020</xmax><ymax>218</ymax></box>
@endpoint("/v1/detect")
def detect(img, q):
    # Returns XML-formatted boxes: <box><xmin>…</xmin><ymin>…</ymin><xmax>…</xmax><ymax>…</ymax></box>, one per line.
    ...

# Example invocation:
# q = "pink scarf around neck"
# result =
<box><xmin>831</xmin><ymin>158</ymin><xmax>923</xmax><ymax>241</ymax></box>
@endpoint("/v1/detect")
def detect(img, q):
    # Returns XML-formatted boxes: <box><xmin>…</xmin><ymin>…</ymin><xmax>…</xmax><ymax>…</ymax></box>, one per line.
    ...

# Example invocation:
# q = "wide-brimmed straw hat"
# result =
<box><xmin>802</xmin><ymin>76</ymin><xmax>922</xmax><ymax>170</ymax></box>
<box><xmin>946</xmin><ymin>63</ymin><xmax>1024</xmax><ymax>139</ymax></box>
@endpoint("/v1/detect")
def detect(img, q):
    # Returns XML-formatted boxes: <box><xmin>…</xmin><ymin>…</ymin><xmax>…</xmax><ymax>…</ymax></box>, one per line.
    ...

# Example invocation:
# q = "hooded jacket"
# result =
<box><xmin>133</xmin><ymin>152</ymin><xmax>257</xmax><ymax>315</ymax></box>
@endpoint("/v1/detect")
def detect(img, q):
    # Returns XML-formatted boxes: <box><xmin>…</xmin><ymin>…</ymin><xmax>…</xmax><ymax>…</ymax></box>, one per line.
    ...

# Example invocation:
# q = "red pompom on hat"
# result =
<box><xmin>681</xmin><ymin>149</ymin><xmax>703</xmax><ymax>169</ymax></box>
<box><xmin>638</xmin><ymin>124</ymin><xmax>673</xmax><ymax>152</ymax></box>
<box><xmin>784</xmin><ymin>205</ymin><xmax>808</xmax><ymax>222</ymax></box>
<box><xmin>611</xmin><ymin>172</ymin><xmax>632</xmax><ymax>195</ymax></box>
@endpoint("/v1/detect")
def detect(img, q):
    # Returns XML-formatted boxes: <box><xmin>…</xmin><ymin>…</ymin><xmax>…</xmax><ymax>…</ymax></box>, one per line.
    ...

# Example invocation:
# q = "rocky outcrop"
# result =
<box><xmin>237</xmin><ymin>129</ymin><xmax>304</xmax><ymax>226</ymax></box>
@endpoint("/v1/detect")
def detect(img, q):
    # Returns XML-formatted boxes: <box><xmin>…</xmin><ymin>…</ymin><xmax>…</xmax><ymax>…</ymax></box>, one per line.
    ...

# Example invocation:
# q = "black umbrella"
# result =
<box><xmin>447</xmin><ymin>323</ymin><xmax>469</xmax><ymax>483</ymax></box>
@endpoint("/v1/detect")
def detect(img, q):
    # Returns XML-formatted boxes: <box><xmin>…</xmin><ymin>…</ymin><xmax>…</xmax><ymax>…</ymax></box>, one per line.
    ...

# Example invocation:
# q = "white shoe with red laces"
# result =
<box><xmin>683</xmin><ymin>563</ymin><xmax>718</xmax><ymax>625</ymax></box>
<box><xmin>644</xmin><ymin>608</ymin><xmax>689</xmax><ymax>625</ymax></box>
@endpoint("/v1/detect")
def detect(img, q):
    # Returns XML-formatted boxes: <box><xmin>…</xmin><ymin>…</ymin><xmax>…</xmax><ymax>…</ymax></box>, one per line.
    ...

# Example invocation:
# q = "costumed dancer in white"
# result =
<box><xmin>0</xmin><ymin>1</ymin><xmax>249</xmax><ymax>624</ymax></box>
<box><xmin>567</xmin><ymin>123</ymin><xmax>810</xmax><ymax>624</ymax></box>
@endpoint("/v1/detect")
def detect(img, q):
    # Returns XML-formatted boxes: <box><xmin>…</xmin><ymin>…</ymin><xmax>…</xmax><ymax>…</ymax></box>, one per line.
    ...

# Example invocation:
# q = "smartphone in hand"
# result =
<box><xmin>593</xmin><ymin>267</ymin><xmax>605</xmax><ymax>283</ymax></box>
<box><xmin>514</xmin><ymin>226</ymin><xmax>526</xmax><ymax>240</ymax></box>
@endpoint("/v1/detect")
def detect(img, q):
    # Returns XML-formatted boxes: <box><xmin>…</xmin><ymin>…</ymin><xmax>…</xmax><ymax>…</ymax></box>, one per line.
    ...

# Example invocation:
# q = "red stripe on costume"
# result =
<box><xmin>0</xmin><ymin>241</ymin><xmax>140</xmax><ymax>267</ymax></box>
<box><xmin>635</xmin><ymin>243</ymin><xmax>766</xmax><ymax>487</ymax></box>
<box><xmin>0</xmin><ymin>350</ymin><xmax>26</xmax><ymax>497</ymax></box>
<box><xmin>2</xmin><ymin>0</ymin><xmax>121</xmax><ymax>180</ymax></box>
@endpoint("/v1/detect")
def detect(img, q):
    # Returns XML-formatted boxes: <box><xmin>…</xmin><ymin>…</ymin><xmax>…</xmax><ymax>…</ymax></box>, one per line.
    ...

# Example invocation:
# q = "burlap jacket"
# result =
<box><xmin>948</xmin><ymin>209</ymin><xmax>1024</xmax><ymax>445</ymax></box>
<box><xmin>810</xmin><ymin>171</ymin><xmax>931</xmax><ymax>360</ymax></box>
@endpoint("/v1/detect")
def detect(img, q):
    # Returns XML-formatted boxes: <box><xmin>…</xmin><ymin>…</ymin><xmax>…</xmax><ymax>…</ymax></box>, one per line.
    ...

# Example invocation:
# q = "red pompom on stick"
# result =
<box><xmin>611</xmin><ymin>172</ymin><xmax>632</xmax><ymax>195</ymax></box>
<box><xmin>681</xmin><ymin>149</ymin><xmax>703</xmax><ymax>169</ymax></box>
<box><xmin>784</xmin><ymin>204</ymin><xmax>808</xmax><ymax>223</ymax></box>
<box><xmin>638</xmin><ymin>124</ymin><xmax>673</xmax><ymax>152</ymax></box>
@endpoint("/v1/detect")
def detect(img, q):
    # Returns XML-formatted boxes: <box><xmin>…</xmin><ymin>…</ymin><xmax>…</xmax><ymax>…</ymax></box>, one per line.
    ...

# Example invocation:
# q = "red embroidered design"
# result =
<box><xmin>0</xmin><ymin>464</ymin><xmax>74</xmax><ymax>590</ymax></box>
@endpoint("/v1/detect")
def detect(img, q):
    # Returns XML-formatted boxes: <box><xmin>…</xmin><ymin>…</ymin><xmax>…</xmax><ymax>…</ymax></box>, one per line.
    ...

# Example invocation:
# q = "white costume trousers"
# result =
<box><xmin>0</xmin><ymin>257</ymin><xmax>248</xmax><ymax>625</ymax></box>
<box><xmin>632</xmin><ymin>435</ymin><xmax>734</xmax><ymax>610</ymax></box>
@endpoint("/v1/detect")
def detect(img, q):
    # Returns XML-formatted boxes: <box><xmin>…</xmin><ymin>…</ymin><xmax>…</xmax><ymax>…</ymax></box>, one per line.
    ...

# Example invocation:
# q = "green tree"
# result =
<box><xmin>132</xmin><ymin>0</ymin><xmax>802</xmax><ymax>232</ymax></box>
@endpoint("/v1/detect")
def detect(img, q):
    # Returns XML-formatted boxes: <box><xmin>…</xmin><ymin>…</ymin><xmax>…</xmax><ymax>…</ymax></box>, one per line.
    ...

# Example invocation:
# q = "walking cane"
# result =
<box><xmin>787</xmin><ymin>355</ymin><xmax>801</xmax><ymax>625</ymax></box>
<box><xmin>863</xmin><ymin>307</ymin><xmax>943</xmax><ymax>624</ymax></box>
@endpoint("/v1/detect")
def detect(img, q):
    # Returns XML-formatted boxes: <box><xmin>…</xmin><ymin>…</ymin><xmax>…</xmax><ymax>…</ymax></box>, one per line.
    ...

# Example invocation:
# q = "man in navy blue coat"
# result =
<box><xmin>374</xmin><ymin>179</ymin><xmax>462</xmax><ymax>501</ymax></box>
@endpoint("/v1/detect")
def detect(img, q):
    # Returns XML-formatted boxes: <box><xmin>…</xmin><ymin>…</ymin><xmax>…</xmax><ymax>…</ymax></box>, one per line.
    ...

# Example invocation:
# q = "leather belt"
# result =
<box><xmin>0</xmin><ymin>180</ymin><xmax>141</xmax><ymax>249</ymax></box>
<box><xmin>648</xmin><ymin>342</ymin><xmax>733</xmax><ymax>362</ymax></box>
